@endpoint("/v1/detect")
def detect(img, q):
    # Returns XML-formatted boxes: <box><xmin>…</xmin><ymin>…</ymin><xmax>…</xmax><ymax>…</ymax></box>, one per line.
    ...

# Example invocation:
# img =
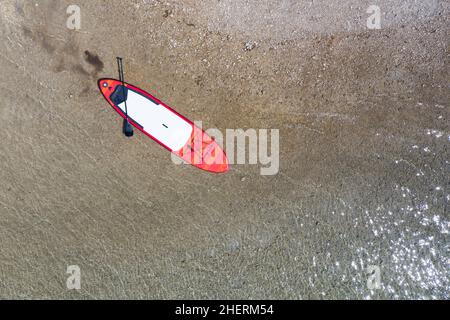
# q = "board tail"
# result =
<box><xmin>175</xmin><ymin>126</ymin><xmax>229</xmax><ymax>173</ymax></box>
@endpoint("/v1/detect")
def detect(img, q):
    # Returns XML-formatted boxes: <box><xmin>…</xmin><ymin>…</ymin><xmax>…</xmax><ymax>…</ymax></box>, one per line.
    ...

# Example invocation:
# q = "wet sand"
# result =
<box><xmin>0</xmin><ymin>0</ymin><xmax>448</xmax><ymax>299</ymax></box>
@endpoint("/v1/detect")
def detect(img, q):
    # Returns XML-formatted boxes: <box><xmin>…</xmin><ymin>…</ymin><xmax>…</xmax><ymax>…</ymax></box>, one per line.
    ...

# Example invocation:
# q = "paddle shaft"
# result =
<box><xmin>117</xmin><ymin>57</ymin><xmax>129</xmax><ymax>120</ymax></box>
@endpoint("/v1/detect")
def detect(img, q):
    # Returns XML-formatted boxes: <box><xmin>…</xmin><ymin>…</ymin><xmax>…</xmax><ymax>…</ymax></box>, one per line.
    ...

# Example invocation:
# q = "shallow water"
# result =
<box><xmin>0</xmin><ymin>0</ymin><xmax>448</xmax><ymax>299</ymax></box>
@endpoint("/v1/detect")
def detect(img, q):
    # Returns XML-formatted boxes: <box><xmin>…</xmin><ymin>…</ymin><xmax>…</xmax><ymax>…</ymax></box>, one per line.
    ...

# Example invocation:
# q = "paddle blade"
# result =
<box><xmin>123</xmin><ymin>118</ymin><xmax>134</xmax><ymax>137</ymax></box>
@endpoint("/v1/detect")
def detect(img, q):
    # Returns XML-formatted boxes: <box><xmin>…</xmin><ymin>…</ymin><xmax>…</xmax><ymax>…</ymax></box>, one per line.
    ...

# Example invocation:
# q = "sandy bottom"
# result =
<box><xmin>0</xmin><ymin>0</ymin><xmax>448</xmax><ymax>299</ymax></box>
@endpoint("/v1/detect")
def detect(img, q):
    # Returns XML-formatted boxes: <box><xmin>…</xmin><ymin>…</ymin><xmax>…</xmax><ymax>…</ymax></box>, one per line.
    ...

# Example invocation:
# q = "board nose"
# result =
<box><xmin>98</xmin><ymin>79</ymin><xmax>116</xmax><ymax>96</ymax></box>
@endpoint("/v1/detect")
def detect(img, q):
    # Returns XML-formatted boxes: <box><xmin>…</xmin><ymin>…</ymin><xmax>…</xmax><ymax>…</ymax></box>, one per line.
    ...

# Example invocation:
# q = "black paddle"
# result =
<box><xmin>117</xmin><ymin>57</ymin><xmax>134</xmax><ymax>137</ymax></box>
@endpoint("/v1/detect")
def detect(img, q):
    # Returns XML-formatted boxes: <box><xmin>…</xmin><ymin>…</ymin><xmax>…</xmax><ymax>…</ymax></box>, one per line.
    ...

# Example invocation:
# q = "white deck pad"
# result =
<box><xmin>118</xmin><ymin>89</ymin><xmax>193</xmax><ymax>151</ymax></box>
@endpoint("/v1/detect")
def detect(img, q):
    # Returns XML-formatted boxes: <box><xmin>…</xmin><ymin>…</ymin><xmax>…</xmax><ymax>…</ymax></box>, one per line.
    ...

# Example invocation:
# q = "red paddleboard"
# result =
<box><xmin>98</xmin><ymin>78</ymin><xmax>229</xmax><ymax>173</ymax></box>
